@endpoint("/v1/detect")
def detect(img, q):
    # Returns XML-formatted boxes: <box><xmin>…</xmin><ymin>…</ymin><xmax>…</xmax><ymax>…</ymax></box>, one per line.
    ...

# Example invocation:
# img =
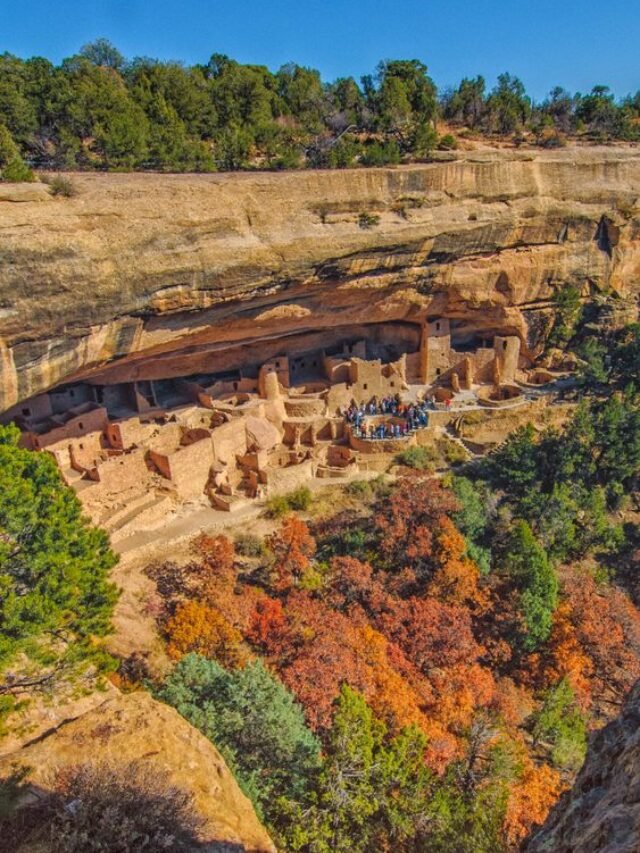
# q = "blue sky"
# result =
<box><xmin>3</xmin><ymin>0</ymin><xmax>639</xmax><ymax>99</ymax></box>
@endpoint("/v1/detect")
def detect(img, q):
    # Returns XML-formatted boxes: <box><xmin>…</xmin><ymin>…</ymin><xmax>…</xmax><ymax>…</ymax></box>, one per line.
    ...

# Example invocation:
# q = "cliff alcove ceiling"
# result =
<box><xmin>2</xmin><ymin>147</ymin><xmax>639</xmax><ymax>413</ymax></box>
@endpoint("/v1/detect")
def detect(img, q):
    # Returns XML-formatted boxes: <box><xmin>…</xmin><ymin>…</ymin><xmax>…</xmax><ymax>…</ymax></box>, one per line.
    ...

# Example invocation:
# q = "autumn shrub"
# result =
<box><xmin>165</xmin><ymin>599</ymin><xmax>248</xmax><ymax>667</ymax></box>
<box><xmin>112</xmin><ymin>652</ymin><xmax>151</xmax><ymax>691</ymax></box>
<box><xmin>146</xmin><ymin>560</ymin><xmax>192</xmax><ymax>606</ymax></box>
<box><xmin>247</xmin><ymin>597</ymin><xmax>290</xmax><ymax>654</ymax></box>
<box><xmin>195</xmin><ymin>533</ymin><xmax>235</xmax><ymax>572</ymax></box>
<box><xmin>267</xmin><ymin>516</ymin><xmax>317</xmax><ymax>589</ymax></box>
<box><xmin>1</xmin><ymin>761</ymin><xmax>203</xmax><ymax>852</ymax></box>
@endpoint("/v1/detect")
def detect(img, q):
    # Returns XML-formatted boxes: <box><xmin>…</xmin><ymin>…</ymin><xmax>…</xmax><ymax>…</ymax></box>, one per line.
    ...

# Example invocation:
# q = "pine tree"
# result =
<box><xmin>0</xmin><ymin>425</ymin><xmax>117</xmax><ymax>703</ymax></box>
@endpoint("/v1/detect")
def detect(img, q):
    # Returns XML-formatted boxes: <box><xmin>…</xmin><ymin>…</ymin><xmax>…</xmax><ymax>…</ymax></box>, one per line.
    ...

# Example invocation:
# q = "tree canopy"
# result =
<box><xmin>0</xmin><ymin>424</ymin><xmax>117</xmax><ymax>705</ymax></box>
<box><xmin>1</xmin><ymin>39</ymin><xmax>639</xmax><ymax>178</ymax></box>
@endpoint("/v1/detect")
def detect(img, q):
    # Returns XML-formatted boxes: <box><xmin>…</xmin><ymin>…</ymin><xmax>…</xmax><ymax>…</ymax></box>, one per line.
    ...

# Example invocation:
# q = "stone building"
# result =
<box><xmin>2</xmin><ymin>319</ymin><xmax>534</xmax><ymax>528</ymax></box>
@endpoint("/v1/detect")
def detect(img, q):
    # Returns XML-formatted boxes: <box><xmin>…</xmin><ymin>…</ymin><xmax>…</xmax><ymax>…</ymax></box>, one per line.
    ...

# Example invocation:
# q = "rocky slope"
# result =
<box><xmin>0</xmin><ymin>690</ymin><xmax>275</xmax><ymax>852</ymax></box>
<box><xmin>1</xmin><ymin>147</ymin><xmax>640</xmax><ymax>411</ymax></box>
<box><xmin>527</xmin><ymin>679</ymin><xmax>640</xmax><ymax>853</ymax></box>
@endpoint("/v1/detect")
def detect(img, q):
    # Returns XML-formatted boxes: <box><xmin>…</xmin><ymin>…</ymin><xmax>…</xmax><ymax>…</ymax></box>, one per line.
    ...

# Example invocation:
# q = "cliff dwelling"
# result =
<box><xmin>2</xmin><ymin>315</ymin><xmax>558</xmax><ymax>535</ymax></box>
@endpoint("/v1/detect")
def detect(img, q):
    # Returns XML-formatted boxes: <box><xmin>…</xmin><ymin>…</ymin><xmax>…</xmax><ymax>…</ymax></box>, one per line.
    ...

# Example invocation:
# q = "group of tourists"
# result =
<box><xmin>343</xmin><ymin>396</ymin><xmax>435</xmax><ymax>440</ymax></box>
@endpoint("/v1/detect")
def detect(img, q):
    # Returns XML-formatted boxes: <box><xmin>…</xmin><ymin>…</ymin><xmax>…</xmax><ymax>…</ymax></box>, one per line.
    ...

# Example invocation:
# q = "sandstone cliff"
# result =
<box><xmin>1</xmin><ymin>148</ymin><xmax>640</xmax><ymax>411</ymax></box>
<box><xmin>0</xmin><ymin>690</ymin><xmax>276</xmax><ymax>852</ymax></box>
<box><xmin>527</xmin><ymin>679</ymin><xmax>640</xmax><ymax>853</ymax></box>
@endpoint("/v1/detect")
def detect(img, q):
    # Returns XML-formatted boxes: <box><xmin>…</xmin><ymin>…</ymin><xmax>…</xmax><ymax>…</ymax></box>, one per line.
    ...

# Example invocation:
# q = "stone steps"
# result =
<box><xmin>110</xmin><ymin>494</ymin><xmax>174</xmax><ymax>542</ymax></box>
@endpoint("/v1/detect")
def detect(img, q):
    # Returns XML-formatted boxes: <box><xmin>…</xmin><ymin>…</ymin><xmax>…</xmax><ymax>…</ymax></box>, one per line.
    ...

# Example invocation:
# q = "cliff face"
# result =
<box><xmin>1</xmin><ymin>148</ymin><xmax>640</xmax><ymax>411</ymax></box>
<box><xmin>0</xmin><ymin>690</ymin><xmax>276</xmax><ymax>852</ymax></box>
<box><xmin>527</xmin><ymin>679</ymin><xmax>640</xmax><ymax>853</ymax></box>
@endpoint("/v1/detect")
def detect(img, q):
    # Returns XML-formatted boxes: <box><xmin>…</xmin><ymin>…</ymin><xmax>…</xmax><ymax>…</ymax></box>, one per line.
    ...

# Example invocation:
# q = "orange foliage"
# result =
<box><xmin>267</xmin><ymin>516</ymin><xmax>316</xmax><ymax>590</ymax></box>
<box><xmin>562</xmin><ymin>569</ymin><xmax>640</xmax><ymax>704</ymax></box>
<box><xmin>490</xmin><ymin>677</ymin><xmax>535</xmax><ymax>728</ymax></box>
<box><xmin>430</xmin><ymin>663</ymin><xmax>495</xmax><ymax>732</ymax></box>
<box><xmin>429</xmin><ymin>517</ymin><xmax>488</xmax><ymax>609</ymax></box>
<box><xmin>165</xmin><ymin>600</ymin><xmax>249</xmax><ymax>667</ymax></box>
<box><xmin>356</xmin><ymin>625</ymin><xmax>429</xmax><ymax>732</ymax></box>
<box><xmin>537</xmin><ymin>601</ymin><xmax>594</xmax><ymax>708</ymax></box>
<box><xmin>195</xmin><ymin>533</ymin><xmax>236</xmax><ymax>573</ymax></box>
<box><xmin>503</xmin><ymin>755</ymin><xmax>564</xmax><ymax>846</ymax></box>
<box><xmin>191</xmin><ymin>534</ymin><xmax>236</xmax><ymax>601</ymax></box>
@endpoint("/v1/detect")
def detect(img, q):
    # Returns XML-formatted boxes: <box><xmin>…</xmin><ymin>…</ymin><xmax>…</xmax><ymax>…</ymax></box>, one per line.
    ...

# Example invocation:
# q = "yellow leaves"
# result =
<box><xmin>165</xmin><ymin>600</ymin><xmax>249</xmax><ymax>668</ymax></box>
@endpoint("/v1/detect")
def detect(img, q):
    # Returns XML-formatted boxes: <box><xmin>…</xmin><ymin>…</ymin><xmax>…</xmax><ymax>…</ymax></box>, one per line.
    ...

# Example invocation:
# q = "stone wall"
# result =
<box><xmin>211</xmin><ymin>418</ymin><xmax>248</xmax><ymax>465</ymax></box>
<box><xmin>166</xmin><ymin>437</ymin><xmax>214</xmax><ymax>500</ymax></box>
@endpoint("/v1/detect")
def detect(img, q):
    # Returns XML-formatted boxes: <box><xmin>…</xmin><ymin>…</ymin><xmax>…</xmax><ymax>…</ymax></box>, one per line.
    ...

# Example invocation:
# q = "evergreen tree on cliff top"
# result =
<box><xmin>0</xmin><ymin>425</ymin><xmax>118</xmax><ymax>709</ymax></box>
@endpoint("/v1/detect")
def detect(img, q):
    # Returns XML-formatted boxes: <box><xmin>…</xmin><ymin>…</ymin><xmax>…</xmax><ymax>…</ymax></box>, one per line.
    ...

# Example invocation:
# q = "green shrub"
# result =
<box><xmin>346</xmin><ymin>479</ymin><xmax>374</xmax><ymax>498</ymax></box>
<box><xmin>265</xmin><ymin>486</ymin><xmax>312</xmax><ymax>517</ymax></box>
<box><xmin>234</xmin><ymin>532</ymin><xmax>267</xmax><ymax>557</ymax></box>
<box><xmin>0</xmin><ymin>425</ymin><xmax>118</xmax><ymax>711</ymax></box>
<box><xmin>265</xmin><ymin>494</ymin><xmax>291</xmax><ymax>518</ymax></box>
<box><xmin>438</xmin><ymin>133</ymin><xmax>458</xmax><ymax>150</ymax></box>
<box><xmin>0</xmin><ymin>125</ymin><xmax>34</xmax><ymax>182</ymax></box>
<box><xmin>395</xmin><ymin>445</ymin><xmax>436</xmax><ymax>470</ymax></box>
<box><xmin>438</xmin><ymin>436</ymin><xmax>471</xmax><ymax>465</ymax></box>
<box><xmin>287</xmin><ymin>485</ymin><xmax>312</xmax><ymax>511</ymax></box>
<box><xmin>358</xmin><ymin>211</ymin><xmax>380</xmax><ymax>229</ymax></box>
<box><xmin>360</xmin><ymin>139</ymin><xmax>401</xmax><ymax>166</ymax></box>
<box><xmin>42</xmin><ymin>174</ymin><xmax>78</xmax><ymax>197</ymax></box>
<box><xmin>531</xmin><ymin>680</ymin><xmax>587</xmax><ymax>772</ymax></box>
<box><xmin>158</xmin><ymin>655</ymin><xmax>321</xmax><ymax>816</ymax></box>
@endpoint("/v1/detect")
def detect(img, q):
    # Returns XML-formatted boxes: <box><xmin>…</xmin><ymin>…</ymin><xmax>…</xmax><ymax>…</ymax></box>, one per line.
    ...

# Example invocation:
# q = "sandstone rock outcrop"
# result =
<box><xmin>527</xmin><ymin>679</ymin><xmax>640</xmax><ymax>853</ymax></box>
<box><xmin>0</xmin><ymin>690</ymin><xmax>276</xmax><ymax>852</ymax></box>
<box><xmin>1</xmin><ymin>148</ymin><xmax>640</xmax><ymax>412</ymax></box>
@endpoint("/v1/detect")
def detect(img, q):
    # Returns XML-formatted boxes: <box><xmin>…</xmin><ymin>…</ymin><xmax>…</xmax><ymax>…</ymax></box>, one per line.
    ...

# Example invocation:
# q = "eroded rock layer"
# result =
<box><xmin>2</xmin><ymin>148</ymin><xmax>640</xmax><ymax>412</ymax></box>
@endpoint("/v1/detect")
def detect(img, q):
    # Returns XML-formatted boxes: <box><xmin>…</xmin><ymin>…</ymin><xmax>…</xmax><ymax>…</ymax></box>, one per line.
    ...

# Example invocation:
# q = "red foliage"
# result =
<box><xmin>246</xmin><ymin>597</ymin><xmax>290</xmax><ymax>656</ymax></box>
<box><xmin>375</xmin><ymin>474</ymin><xmax>459</xmax><ymax>576</ymax></box>
<box><xmin>325</xmin><ymin>556</ymin><xmax>376</xmax><ymax>611</ymax></box>
<box><xmin>278</xmin><ymin>591</ymin><xmax>366</xmax><ymax>730</ymax></box>
<box><xmin>267</xmin><ymin>516</ymin><xmax>316</xmax><ymax>590</ymax></box>
<box><xmin>377</xmin><ymin>595</ymin><xmax>482</xmax><ymax>673</ymax></box>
